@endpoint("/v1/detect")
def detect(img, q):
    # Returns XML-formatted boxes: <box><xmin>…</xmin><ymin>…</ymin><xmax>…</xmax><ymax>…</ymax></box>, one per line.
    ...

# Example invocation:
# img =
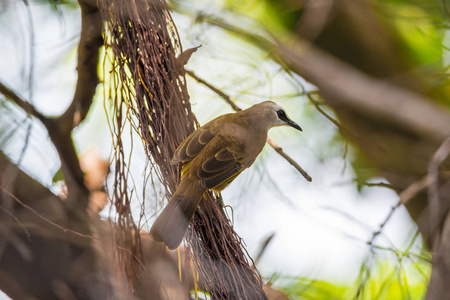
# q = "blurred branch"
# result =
<box><xmin>46</xmin><ymin>0</ymin><xmax>102</xmax><ymax>210</ymax></box>
<box><xmin>253</xmin><ymin>233</ymin><xmax>275</xmax><ymax>267</ymax></box>
<box><xmin>276</xmin><ymin>40</ymin><xmax>450</xmax><ymax>142</ymax></box>
<box><xmin>183</xmin><ymin>10</ymin><xmax>450</xmax><ymax>142</ymax></box>
<box><xmin>58</xmin><ymin>0</ymin><xmax>103</xmax><ymax>130</ymax></box>
<box><xmin>399</xmin><ymin>176</ymin><xmax>430</xmax><ymax>205</ymax></box>
<box><xmin>428</xmin><ymin>137</ymin><xmax>450</xmax><ymax>239</ymax></box>
<box><xmin>0</xmin><ymin>81</ymin><xmax>46</xmax><ymax>122</ymax></box>
<box><xmin>0</xmin><ymin>0</ymin><xmax>103</xmax><ymax>211</ymax></box>
<box><xmin>262</xmin><ymin>283</ymin><xmax>290</xmax><ymax>300</ymax></box>
<box><xmin>356</xmin><ymin>180</ymin><xmax>400</xmax><ymax>191</ymax></box>
<box><xmin>0</xmin><ymin>270</ymin><xmax>34</xmax><ymax>300</ymax></box>
<box><xmin>292</xmin><ymin>77</ymin><xmax>343</xmax><ymax>129</ymax></box>
<box><xmin>0</xmin><ymin>152</ymin><xmax>93</xmax><ymax>239</ymax></box>
<box><xmin>50</xmin><ymin>0</ymin><xmax>103</xmax><ymax>210</ymax></box>
<box><xmin>0</xmin><ymin>186</ymin><xmax>94</xmax><ymax>241</ymax></box>
<box><xmin>0</xmin><ymin>78</ymin><xmax>89</xmax><ymax>209</ymax></box>
<box><xmin>442</xmin><ymin>0</ymin><xmax>450</xmax><ymax>21</ymax></box>
<box><xmin>367</xmin><ymin>203</ymin><xmax>400</xmax><ymax>249</ymax></box>
<box><xmin>0</xmin><ymin>152</ymin><xmax>187</xmax><ymax>300</ymax></box>
<box><xmin>0</xmin><ymin>151</ymin><xmax>55</xmax><ymax>205</ymax></box>
<box><xmin>186</xmin><ymin>70</ymin><xmax>312</xmax><ymax>182</ymax></box>
<box><xmin>399</xmin><ymin>171</ymin><xmax>450</xmax><ymax>206</ymax></box>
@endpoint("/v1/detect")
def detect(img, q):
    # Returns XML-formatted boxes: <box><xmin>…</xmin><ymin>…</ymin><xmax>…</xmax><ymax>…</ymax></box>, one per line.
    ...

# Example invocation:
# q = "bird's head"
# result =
<box><xmin>251</xmin><ymin>101</ymin><xmax>302</xmax><ymax>131</ymax></box>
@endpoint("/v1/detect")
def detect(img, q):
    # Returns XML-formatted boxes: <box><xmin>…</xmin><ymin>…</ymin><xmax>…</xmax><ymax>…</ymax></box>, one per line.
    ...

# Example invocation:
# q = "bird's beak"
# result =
<box><xmin>286</xmin><ymin>119</ymin><xmax>302</xmax><ymax>131</ymax></box>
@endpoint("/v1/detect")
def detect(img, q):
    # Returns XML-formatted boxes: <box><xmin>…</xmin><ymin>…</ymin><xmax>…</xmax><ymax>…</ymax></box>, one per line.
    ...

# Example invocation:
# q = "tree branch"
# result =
<box><xmin>45</xmin><ymin>0</ymin><xmax>102</xmax><ymax>210</ymax></box>
<box><xmin>428</xmin><ymin>137</ymin><xmax>450</xmax><ymax>239</ymax></box>
<box><xmin>53</xmin><ymin>0</ymin><xmax>102</xmax><ymax>209</ymax></box>
<box><xmin>0</xmin><ymin>81</ymin><xmax>46</xmax><ymax>123</ymax></box>
<box><xmin>182</xmin><ymin>11</ymin><xmax>450</xmax><ymax>142</ymax></box>
<box><xmin>0</xmin><ymin>78</ymin><xmax>89</xmax><ymax>209</ymax></box>
<box><xmin>266</xmin><ymin>136</ymin><xmax>312</xmax><ymax>182</ymax></box>
<box><xmin>276</xmin><ymin>40</ymin><xmax>450</xmax><ymax>142</ymax></box>
<box><xmin>0</xmin><ymin>0</ymin><xmax>103</xmax><ymax>211</ymax></box>
<box><xmin>58</xmin><ymin>0</ymin><xmax>103</xmax><ymax>130</ymax></box>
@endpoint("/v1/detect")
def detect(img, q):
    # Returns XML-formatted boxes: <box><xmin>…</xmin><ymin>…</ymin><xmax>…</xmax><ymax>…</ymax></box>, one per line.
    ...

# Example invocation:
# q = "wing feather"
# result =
<box><xmin>197</xmin><ymin>147</ymin><xmax>244</xmax><ymax>190</ymax></box>
<box><xmin>172</xmin><ymin>117</ymin><xmax>249</xmax><ymax>191</ymax></box>
<box><xmin>171</xmin><ymin>125</ymin><xmax>214</xmax><ymax>164</ymax></box>
<box><xmin>199</xmin><ymin>162</ymin><xmax>242</xmax><ymax>190</ymax></box>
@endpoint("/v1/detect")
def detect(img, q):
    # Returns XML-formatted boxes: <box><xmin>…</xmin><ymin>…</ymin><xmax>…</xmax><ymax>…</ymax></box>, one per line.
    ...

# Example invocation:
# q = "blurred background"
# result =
<box><xmin>2</xmin><ymin>0</ymin><xmax>449</xmax><ymax>299</ymax></box>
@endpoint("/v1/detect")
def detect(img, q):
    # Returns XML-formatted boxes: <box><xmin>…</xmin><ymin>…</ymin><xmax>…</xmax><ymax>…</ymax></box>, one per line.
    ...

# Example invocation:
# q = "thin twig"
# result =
<box><xmin>17</xmin><ymin>122</ymin><xmax>32</xmax><ymax>167</ymax></box>
<box><xmin>0</xmin><ymin>187</ymin><xmax>95</xmax><ymax>240</ymax></box>
<box><xmin>372</xmin><ymin>168</ymin><xmax>450</xmax><ymax>242</ymax></box>
<box><xmin>186</xmin><ymin>70</ymin><xmax>242</xmax><ymax>111</ymax></box>
<box><xmin>186</xmin><ymin>69</ymin><xmax>312</xmax><ymax>182</ymax></box>
<box><xmin>356</xmin><ymin>180</ymin><xmax>399</xmax><ymax>191</ymax></box>
<box><xmin>17</xmin><ymin>0</ymin><xmax>36</xmax><ymax>167</ymax></box>
<box><xmin>290</xmin><ymin>73</ymin><xmax>344</xmax><ymax>130</ymax></box>
<box><xmin>0</xmin><ymin>205</ymin><xmax>31</xmax><ymax>240</ymax></box>
<box><xmin>252</xmin><ymin>233</ymin><xmax>275</xmax><ymax>268</ymax></box>
<box><xmin>398</xmin><ymin>175</ymin><xmax>430</xmax><ymax>205</ymax></box>
<box><xmin>398</xmin><ymin>171</ymin><xmax>450</xmax><ymax>206</ymax></box>
<box><xmin>367</xmin><ymin>202</ymin><xmax>401</xmax><ymax>248</ymax></box>
<box><xmin>266</xmin><ymin>136</ymin><xmax>312</xmax><ymax>182</ymax></box>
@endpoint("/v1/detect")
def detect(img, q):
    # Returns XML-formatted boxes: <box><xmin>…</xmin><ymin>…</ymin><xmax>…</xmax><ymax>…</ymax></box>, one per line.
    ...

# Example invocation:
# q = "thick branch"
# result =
<box><xmin>0</xmin><ymin>0</ymin><xmax>102</xmax><ymax>211</ymax></box>
<box><xmin>0</xmin><ymin>80</ymin><xmax>89</xmax><ymax>209</ymax></box>
<box><xmin>46</xmin><ymin>0</ymin><xmax>102</xmax><ymax>210</ymax></box>
<box><xmin>0</xmin><ymin>152</ymin><xmax>188</xmax><ymax>300</ymax></box>
<box><xmin>276</xmin><ymin>41</ymin><xmax>450</xmax><ymax>142</ymax></box>
<box><xmin>58</xmin><ymin>0</ymin><xmax>103</xmax><ymax>130</ymax></box>
<box><xmin>0</xmin><ymin>152</ymin><xmax>56</xmax><ymax>205</ymax></box>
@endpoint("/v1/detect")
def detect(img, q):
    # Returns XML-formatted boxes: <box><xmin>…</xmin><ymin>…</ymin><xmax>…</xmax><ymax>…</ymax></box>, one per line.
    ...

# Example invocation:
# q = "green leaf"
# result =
<box><xmin>52</xmin><ymin>167</ymin><xmax>64</xmax><ymax>183</ymax></box>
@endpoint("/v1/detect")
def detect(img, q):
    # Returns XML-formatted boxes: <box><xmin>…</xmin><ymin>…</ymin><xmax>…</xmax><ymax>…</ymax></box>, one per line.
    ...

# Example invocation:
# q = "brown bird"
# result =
<box><xmin>150</xmin><ymin>101</ymin><xmax>302</xmax><ymax>250</ymax></box>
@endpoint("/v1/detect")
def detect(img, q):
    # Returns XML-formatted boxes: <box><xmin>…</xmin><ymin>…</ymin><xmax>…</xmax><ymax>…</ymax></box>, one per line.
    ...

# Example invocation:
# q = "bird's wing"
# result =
<box><xmin>171</xmin><ymin>124</ymin><xmax>214</xmax><ymax>164</ymax></box>
<box><xmin>197</xmin><ymin>148</ymin><xmax>242</xmax><ymax>190</ymax></box>
<box><xmin>196</xmin><ymin>141</ymin><xmax>246</xmax><ymax>190</ymax></box>
<box><xmin>172</xmin><ymin>117</ymin><xmax>251</xmax><ymax>190</ymax></box>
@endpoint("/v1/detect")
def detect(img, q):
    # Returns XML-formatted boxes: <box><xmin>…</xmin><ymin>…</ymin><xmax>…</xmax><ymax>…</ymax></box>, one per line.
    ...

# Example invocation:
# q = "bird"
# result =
<box><xmin>150</xmin><ymin>101</ymin><xmax>302</xmax><ymax>250</ymax></box>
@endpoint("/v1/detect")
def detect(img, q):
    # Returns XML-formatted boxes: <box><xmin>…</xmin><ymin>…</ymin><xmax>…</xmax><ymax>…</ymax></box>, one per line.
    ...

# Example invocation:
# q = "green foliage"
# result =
<box><xmin>52</xmin><ymin>167</ymin><xmax>64</xmax><ymax>183</ymax></box>
<box><xmin>379</xmin><ymin>2</ymin><xmax>445</xmax><ymax>66</ymax></box>
<box><xmin>282</xmin><ymin>278</ymin><xmax>348</xmax><ymax>300</ymax></box>
<box><xmin>225</xmin><ymin>0</ymin><xmax>446</xmax><ymax>66</ymax></box>
<box><xmin>224</xmin><ymin>0</ymin><xmax>300</xmax><ymax>35</ymax></box>
<box><xmin>278</xmin><ymin>258</ymin><xmax>430</xmax><ymax>300</ymax></box>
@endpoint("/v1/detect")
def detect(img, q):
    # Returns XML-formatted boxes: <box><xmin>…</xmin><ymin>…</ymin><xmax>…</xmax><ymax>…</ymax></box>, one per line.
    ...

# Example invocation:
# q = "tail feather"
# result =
<box><xmin>150</xmin><ymin>190</ymin><xmax>203</xmax><ymax>250</ymax></box>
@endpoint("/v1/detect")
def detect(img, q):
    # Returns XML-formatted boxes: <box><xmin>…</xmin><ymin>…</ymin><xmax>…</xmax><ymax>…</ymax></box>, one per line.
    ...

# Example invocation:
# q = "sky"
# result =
<box><xmin>0</xmin><ymin>0</ymin><xmax>427</xmax><ymax>298</ymax></box>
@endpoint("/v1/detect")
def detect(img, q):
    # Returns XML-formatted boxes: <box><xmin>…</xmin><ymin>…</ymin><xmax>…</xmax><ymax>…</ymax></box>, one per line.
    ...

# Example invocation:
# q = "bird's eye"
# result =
<box><xmin>277</xmin><ymin>110</ymin><xmax>287</xmax><ymax>120</ymax></box>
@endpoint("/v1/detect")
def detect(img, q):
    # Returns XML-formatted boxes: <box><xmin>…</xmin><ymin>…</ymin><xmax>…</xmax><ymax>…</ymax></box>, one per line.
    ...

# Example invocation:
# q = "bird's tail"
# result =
<box><xmin>150</xmin><ymin>185</ymin><xmax>204</xmax><ymax>250</ymax></box>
